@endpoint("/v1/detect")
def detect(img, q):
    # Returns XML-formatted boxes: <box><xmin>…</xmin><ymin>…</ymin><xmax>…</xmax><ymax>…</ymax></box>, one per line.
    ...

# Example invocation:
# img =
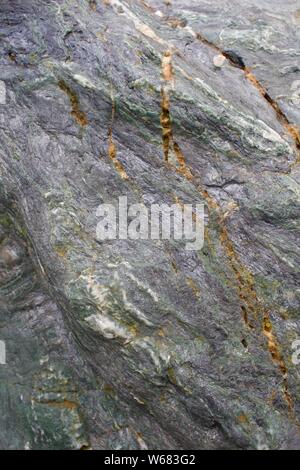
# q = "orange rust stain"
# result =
<box><xmin>286</xmin><ymin>124</ymin><xmax>300</xmax><ymax>151</ymax></box>
<box><xmin>166</xmin><ymin>118</ymin><xmax>293</xmax><ymax>412</ymax></box>
<box><xmin>262</xmin><ymin>314</ymin><xmax>293</xmax><ymax>414</ymax></box>
<box><xmin>160</xmin><ymin>89</ymin><xmax>173</xmax><ymax>161</ymax></box>
<box><xmin>140</xmin><ymin>0</ymin><xmax>156</xmax><ymax>13</ymax></box>
<box><xmin>195</xmin><ymin>32</ymin><xmax>221</xmax><ymax>54</ymax></box>
<box><xmin>107</xmin><ymin>98</ymin><xmax>128</xmax><ymax>180</ymax></box>
<box><xmin>159</xmin><ymin>51</ymin><xmax>261</xmax><ymax>331</ymax></box>
<box><xmin>199</xmin><ymin>189</ymin><xmax>218</xmax><ymax>211</ymax></box>
<box><xmin>160</xmin><ymin>51</ymin><xmax>176</xmax><ymax>162</ymax></box>
<box><xmin>205</xmin><ymin>191</ymin><xmax>293</xmax><ymax>412</ymax></box>
<box><xmin>162</xmin><ymin>51</ymin><xmax>174</xmax><ymax>81</ymax></box>
<box><xmin>244</xmin><ymin>68</ymin><xmax>300</xmax><ymax>156</ymax></box>
<box><xmin>166</xmin><ymin>17</ymin><xmax>186</xmax><ymax>29</ymax></box>
<box><xmin>218</xmin><ymin>225</ymin><xmax>257</xmax><ymax>326</ymax></box>
<box><xmin>244</xmin><ymin>69</ymin><xmax>266</xmax><ymax>94</ymax></box>
<box><xmin>39</xmin><ymin>399</ymin><xmax>78</xmax><ymax>410</ymax></box>
<box><xmin>173</xmin><ymin>142</ymin><xmax>193</xmax><ymax>180</ymax></box>
<box><xmin>160</xmin><ymin>52</ymin><xmax>193</xmax><ymax>171</ymax></box>
<box><xmin>157</xmin><ymin>327</ymin><xmax>165</xmax><ymax>337</ymax></box>
<box><xmin>192</xmin><ymin>32</ymin><xmax>300</xmax><ymax>163</ymax></box>
<box><xmin>262</xmin><ymin>315</ymin><xmax>286</xmax><ymax>372</ymax></box>
<box><xmin>89</xmin><ymin>0</ymin><xmax>97</xmax><ymax>10</ymax></box>
<box><xmin>108</xmin><ymin>130</ymin><xmax>117</xmax><ymax>160</ymax></box>
<box><xmin>237</xmin><ymin>413</ymin><xmax>249</xmax><ymax>425</ymax></box>
<box><xmin>156</xmin><ymin>38</ymin><xmax>295</xmax><ymax>414</ymax></box>
<box><xmin>108</xmin><ymin>131</ymin><xmax>128</xmax><ymax>180</ymax></box>
<box><xmin>58</xmin><ymin>80</ymin><xmax>88</xmax><ymax>127</ymax></box>
<box><xmin>186</xmin><ymin>277</ymin><xmax>201</xmax><ymax>298</ymax></box>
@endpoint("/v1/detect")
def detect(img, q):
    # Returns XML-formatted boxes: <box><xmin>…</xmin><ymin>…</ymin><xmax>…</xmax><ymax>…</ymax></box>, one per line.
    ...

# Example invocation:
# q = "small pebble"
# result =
<box><xmin>213</xmin><ymin>54</ymin><xmax>226</xmax><ymax>68</ymax></box>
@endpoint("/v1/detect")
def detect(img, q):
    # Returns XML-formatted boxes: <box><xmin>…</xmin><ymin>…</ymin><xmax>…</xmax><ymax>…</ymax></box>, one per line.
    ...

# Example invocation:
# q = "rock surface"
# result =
<box><xmin>0</xmin><ymin>0</ymin><xmax>300</xmax><ymax>449</ymax></box>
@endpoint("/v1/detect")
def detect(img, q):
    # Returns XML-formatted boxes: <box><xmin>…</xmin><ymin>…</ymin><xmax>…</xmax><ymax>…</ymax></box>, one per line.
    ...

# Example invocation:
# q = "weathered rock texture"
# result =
<box><xmin>0</xmin><ymin>0</ymin><xmax>300</xmax><ymax>449</ymax></box>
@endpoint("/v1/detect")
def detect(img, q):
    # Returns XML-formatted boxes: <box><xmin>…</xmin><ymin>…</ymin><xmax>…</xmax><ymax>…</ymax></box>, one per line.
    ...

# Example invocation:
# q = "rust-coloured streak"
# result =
<box><xmin>38</xmin><ymin>399</ymin><xmax>78</xmax><ymax>410</ymax></box>
<box><xmin>244</xmin><ymin>69</ymin><xmax>300</xmax><ymax>155</ymax></box>
<box><xmin>58</xmin><ymin>80</ymin><xmax>88</xmax><ymax>127</ymax></box>
<box><xmin>160</xmin><ymin>89</ymin><xmax>172</xmax><ymax>161</ymax></box>
<box><xmin>107</xmin><ymin>97</ymin><xmax>128</xmax><ymax>180</ymax></box>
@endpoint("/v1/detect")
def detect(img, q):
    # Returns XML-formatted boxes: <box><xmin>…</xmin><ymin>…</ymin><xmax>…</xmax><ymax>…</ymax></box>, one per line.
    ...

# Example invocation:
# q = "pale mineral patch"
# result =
<box><xmin>0</xmin><ymin>81</ymin><xmax>6</xmax><ymax>104</ymax></box>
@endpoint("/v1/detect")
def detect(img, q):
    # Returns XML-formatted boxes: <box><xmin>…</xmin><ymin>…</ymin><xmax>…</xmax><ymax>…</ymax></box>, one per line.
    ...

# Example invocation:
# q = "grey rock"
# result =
<box><xmin>0</xmin><ymin>0</ymin><xmax>299</xmax><ymax>449</ymax></box>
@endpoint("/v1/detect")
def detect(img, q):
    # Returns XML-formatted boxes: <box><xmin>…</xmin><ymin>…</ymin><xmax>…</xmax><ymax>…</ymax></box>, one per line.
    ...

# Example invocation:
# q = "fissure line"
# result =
<box><xmin>108</xmin><ymin>90</ymin><xmax>128</xmax><ymax>180</ymax></box>
<box><xmin>159</xmin><ymin>51</ymin><xmax>294</xmax><ymax>415</ymax></box>
<box><xmin>194</xmin><ymin>32</ymin><xmax>300</xmax><ymax>162</ymax></box>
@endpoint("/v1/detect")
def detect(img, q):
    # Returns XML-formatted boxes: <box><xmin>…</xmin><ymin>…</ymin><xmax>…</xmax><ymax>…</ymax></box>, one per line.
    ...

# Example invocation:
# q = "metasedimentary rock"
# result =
<box><xmin>0</xmin><ymin>0</ymin><xmax>300</xmax><ymax>449</ymax></box>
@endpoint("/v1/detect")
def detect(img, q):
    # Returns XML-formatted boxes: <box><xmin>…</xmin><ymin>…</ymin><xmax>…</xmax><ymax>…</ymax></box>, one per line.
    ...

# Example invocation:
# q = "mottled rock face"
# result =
<box><xmin>0</xmin><ymin>0</ymin><xmax>300</xmax><ymax>450</ymax></box>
